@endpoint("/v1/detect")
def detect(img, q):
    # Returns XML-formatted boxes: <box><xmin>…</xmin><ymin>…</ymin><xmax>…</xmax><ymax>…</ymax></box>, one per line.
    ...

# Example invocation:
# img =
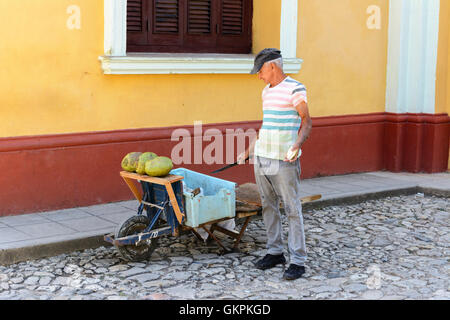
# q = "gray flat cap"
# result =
<box><xmin>250</xmin><ymin>48</ymin><xmax>282</xmax><ymax>74</ymax></box>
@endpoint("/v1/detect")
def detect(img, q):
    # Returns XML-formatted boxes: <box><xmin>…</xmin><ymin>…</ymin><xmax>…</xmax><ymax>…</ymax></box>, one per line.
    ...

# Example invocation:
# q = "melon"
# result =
<box><xmin>145</xmin><ymin>156</ymin><xmax>173</xmax><ymax>177</ymax></box>
<box><xmin>136</xmin><ymin>152</ymin><xmax>158</xmax><ymax>175</ymax></box>
<box><xmin>121</xmin><ymin>152</ymin><xmax>142</xmax><ymax>172</ymax></box>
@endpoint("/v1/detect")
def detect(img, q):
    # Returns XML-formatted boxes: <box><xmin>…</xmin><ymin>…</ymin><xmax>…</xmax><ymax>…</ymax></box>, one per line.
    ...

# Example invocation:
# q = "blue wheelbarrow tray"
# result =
<box><xmin>170</xmin><ymin>168</ymin><xmax>237</xmax><ymax>228</ymax></box>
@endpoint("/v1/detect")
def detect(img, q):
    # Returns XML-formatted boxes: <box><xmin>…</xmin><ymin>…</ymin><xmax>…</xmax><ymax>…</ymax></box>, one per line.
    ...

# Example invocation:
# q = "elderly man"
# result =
<box><xmin>238</xmin><ymin>48</ymin><xmax>312</xmax><ymax>280</ymax></box>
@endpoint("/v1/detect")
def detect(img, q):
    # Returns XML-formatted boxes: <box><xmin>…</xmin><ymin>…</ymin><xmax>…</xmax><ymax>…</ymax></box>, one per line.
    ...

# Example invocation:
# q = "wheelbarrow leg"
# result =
<box><xmin>190</xmin><ymin>228</ymin><xmax>206</xmax><ymax>242</ymax></box>
<box><xmin>201</xmin><ymin>226</ymin><xmax>231</xmax><ymax>254</ymax></box>
<box><xmin>233</xmin><ymin>216</ymin><xmax>252</xmax><ymax>250</ymax></box>
<box><xmin>208</xmin><ymin>216</ymin><xmax>253</xmax><ymax>251</ymax></box>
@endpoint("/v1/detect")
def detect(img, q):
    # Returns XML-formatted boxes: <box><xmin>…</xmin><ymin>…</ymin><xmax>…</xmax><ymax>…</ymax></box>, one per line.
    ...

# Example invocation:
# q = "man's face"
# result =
<box><xmin>257</xmin><ymin>62</ymin><xmax>274</xmax><ymax>84</ymax></box>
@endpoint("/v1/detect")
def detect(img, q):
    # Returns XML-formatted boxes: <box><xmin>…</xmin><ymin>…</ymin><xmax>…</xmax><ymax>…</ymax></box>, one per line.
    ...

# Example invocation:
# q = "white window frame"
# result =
<box><xmin>385</xmin><ymin>0</ymin><xmax>440</xmax><ymax>114</ymax></box>
<box><xmin>99</xmin><ymin>0</ymin><xmax>303</xmax><ymax>74</ymax></box>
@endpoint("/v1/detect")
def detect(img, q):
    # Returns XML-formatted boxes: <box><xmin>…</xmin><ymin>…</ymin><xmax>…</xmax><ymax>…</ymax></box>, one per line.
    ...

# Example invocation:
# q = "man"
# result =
<box><xmin>238</xmin><ymin>48</ymin><xmax>312</xmax><ymax>280</ymax></box>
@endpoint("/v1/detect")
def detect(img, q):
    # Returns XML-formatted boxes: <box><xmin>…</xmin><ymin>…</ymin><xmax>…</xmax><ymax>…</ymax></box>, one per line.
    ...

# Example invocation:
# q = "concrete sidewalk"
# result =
<box><xmin>1</xmin><ymin>171</ymin><xmax>449</xmax><ymax>266</ymax></box>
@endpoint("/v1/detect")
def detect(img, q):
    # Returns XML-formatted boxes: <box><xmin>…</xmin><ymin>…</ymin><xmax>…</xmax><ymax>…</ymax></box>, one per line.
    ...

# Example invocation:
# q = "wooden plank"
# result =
<box><xmin>301</xmin><ymin>194</ymin><xmax>322</xmax><ymax>203</ymax></box>
<box><xmin>120</xmin><ymin>171</ymin><xmax>184</xmax><ymax>185</ymax></box>
<box><xmin>237</xmin><ymin>193</ymin><xmax>322</xmax><ymax>208</ymax></box>
<box><xmin>236</xmin><ymin>211</ymin><xmax>258</xmax><ymax>219</ymax></box>
<box><xmin>236</xmin><ymin>200</ymin><xmax>260</xmax><ymax>213</ymax></box>
<box><xmin>197</xmin><ymin>216</ymin><xmax>234</xmax><ymax>228</ymax></box>
<box><xmin>122</xmin><ymin>176</ymin><xmax>143</xmax><ymax>202</ymax></box>
<box><xmin>212</xmin><ymin>224</ymin><xmax>240</xmax><ymax>238</ymax></box>
<box><xmin>164</xmin><ymin>181</ymin><xmax>185</xmax><ymax>225</ymax></box>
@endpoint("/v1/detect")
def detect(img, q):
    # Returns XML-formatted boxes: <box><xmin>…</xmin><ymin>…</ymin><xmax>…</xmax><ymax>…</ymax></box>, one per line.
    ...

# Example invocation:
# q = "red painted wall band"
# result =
<box><xmin>0</xmin><ymin>112</ymin><xmax>448</xmax><ymax>216</ymax></box>
<box><xmin>1</xmin><ymin>113</ymin><xmax>446</xmax><ymax>153</ymax></box>
<box><xmin>385</xmin><ymin>113</ymin><xmax>450</xmax><ymax>124</ymax></box>
<box><xmin>0</xmin><ymin>122</ymin><xmax>261</xmax><ymax>153</ymax></box>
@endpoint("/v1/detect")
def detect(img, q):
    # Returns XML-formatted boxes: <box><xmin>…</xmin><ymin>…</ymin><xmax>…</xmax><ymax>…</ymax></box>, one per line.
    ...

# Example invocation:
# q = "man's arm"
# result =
<box><xmin>284</xmin><ymin>100</ymin><xmax>312</xmax><ymax>162</ymax></box>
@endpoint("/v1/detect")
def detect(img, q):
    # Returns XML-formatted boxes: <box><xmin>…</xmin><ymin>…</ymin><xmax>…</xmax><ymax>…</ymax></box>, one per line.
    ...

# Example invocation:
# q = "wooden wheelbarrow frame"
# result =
<box><xmin>184</xmin><ymin>193</ymin><xmax>322</xmax><ymax>253</ymax></box>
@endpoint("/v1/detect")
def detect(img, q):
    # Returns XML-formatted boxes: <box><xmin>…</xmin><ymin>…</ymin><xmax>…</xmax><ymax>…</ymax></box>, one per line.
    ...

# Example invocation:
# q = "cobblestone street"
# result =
<box><xmin>0</xmin><ymin>194</ymin><xmax>448</xmax><ymax>300</ymax></box>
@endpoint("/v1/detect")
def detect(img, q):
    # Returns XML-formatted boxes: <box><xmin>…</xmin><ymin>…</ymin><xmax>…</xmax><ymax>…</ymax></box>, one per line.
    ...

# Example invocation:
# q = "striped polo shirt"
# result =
<box><xmin>254</xmin><ymin>76</ymin><xmax>307</xmax><ymax>161</ymax></box>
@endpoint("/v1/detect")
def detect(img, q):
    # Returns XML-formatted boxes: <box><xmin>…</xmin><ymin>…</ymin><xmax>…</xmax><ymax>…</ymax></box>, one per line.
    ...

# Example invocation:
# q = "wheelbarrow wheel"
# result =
<box><xmin>115</xmin><ymin>215</ymin><xmax>158</xmax><ymax>262</ymax></box>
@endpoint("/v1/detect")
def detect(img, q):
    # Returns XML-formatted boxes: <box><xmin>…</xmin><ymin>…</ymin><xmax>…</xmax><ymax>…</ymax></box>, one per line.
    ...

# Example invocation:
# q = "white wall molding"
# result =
<box><xmin>280</xmin><ymin>0</ymin><xmax>299</xmax><ymax>58</ymax></box>
<box><xmin>100</xmin><ymin>0</ymin><xmax>302</xmax><ymax>74</ymax></box>
<box><xmin>99</xmin><ymin>53</ymin><xmax>303</xmax><ymax>75</ymax></box>
<box><xmin>104</xmin><ymin>0</ymin><xmax>127</xmax><ymax>56</ymax></box>
<box><xmin>386</xmin><ymin>0</ymin><xmax>441</xmax><ymax>114</ymax></box>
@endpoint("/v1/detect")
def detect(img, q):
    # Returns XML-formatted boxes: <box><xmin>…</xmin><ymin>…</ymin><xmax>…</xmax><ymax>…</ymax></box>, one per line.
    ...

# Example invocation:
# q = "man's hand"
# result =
<box><xmin>284</xmin><ymin>143</ymin><xmax>301</xmax><ymax>163</ymax></box>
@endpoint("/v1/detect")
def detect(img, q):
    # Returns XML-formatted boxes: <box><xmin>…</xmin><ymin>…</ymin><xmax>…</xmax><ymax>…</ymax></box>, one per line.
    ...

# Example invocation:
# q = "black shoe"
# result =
<box><xmin>283</xmin><ymin>264</ymin><xmax>305</xmax><ymax>280</ymax></box>
<box><xmin>255</xmin><ymin>254</ymin><xmax>286</xmax><ymax>270</ymax></box>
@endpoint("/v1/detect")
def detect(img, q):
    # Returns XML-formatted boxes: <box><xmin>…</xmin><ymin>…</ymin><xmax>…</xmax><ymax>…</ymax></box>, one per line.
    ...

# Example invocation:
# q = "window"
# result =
<box><xmin>126</xmin><ymin>0</ymin><xmax>253</xmax><ymax>53</ymax></box>
<box><xmin>100</xmin><ymin>0</ymin><xmax>302</xmax><ymax>74</ymax></box>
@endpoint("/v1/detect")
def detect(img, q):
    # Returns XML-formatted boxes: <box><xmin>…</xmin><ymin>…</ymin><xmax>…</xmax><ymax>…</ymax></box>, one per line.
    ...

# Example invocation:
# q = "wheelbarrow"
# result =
<box><xmin>104</xmin><ymin>169</ymin><xmax>322</xmax><ymax>262</ymax></box>
<box><xmin>104</xmin><ymin>169</ymin><xmax>262</xmax><ymax>261</ymax></box>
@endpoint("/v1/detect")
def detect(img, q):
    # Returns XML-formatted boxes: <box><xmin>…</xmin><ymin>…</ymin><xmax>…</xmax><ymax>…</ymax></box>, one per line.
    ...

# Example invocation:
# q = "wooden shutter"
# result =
<box><xmin>188</xmin><ymin>0</ymin><xmax>212</xmax><ymax>34</ymax></box>
<box><xmin>183</xmin><ymin>0</ymin><xmax>217</xmax><ymax>52</ymax></box>
<box><xmin>154</xmin><ymin>0</ymin><xmax>179</xmax><ymax>33</ymax></box>
<box><xmin>217</xmin><ymin>0</ymin><xmax>252</xmax><ymax>53</ymax></box>
<box><xmin>221</xmin><ymin>0</ymin><xmax>243</xmax><ymax>35</ymax></box>
<box><xmin>127</xmin><ymin>0</ymin><xmax>149</xmax><ymax>49</ymax></box>
<box><xmin>127</xmin><ymin>0</ymin><xmax>144</xmax><ymax>32</ymax></box>
<box><xmin>127</xmin><ymin>0</ymin><xmax>252</xmax><ymax>53</ymax></box>
<box><xmin>138</xmin><ymin>0</ymin><xmax>184</xmax><ymax>52</ymax></box>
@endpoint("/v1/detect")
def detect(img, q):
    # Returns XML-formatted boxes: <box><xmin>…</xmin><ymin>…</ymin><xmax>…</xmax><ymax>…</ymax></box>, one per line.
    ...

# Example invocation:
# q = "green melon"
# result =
<box><xmin>145</xmin><ymin>156</ymin><xmax>173</xmax><ymax>177</ymax></box>
<box><xmin>121</xmin><ymin>152</ymin><xmax>142</xmax><ymax>172</ymax></box>
<box><xmin>136</xmin><ymin>152</ymin><xmax>158</xmax><ymax>175</ymax></box>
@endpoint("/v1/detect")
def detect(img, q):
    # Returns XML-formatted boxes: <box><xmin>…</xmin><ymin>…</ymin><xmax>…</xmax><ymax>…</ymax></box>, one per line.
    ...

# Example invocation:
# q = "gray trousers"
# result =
<box><xmin>253</xmin><ymin>156</ymin><xmax>307</xmax><ymax>266</ymax></box>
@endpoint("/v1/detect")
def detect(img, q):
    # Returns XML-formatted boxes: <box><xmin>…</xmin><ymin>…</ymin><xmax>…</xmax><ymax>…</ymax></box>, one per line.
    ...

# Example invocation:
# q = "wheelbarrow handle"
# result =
<box><xmin>211</xmin><ymin>156</ymin><xmax>251</xmax><ymax>174</ymax></box>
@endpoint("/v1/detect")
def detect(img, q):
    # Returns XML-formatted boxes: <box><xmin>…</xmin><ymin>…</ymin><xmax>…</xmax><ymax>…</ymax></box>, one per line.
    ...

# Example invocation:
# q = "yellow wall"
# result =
<box><xmin>0</xmin><ymin>0</ymin><xmax>389</xmax><ymax>138</ymax></box>
<box><xmin>436</xmin><ymin>0</ymin><xmax>450</xmax><ymax>115</ymax></box>
<box><xmin>436</xmin><ymin>0</ymin><xmax>450</xmax><ymax>170</ymax></box>
<box><xmin>296</xmin><ymin>0</ymin><xmax>389</xmax><ymax>117</ymax></box>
